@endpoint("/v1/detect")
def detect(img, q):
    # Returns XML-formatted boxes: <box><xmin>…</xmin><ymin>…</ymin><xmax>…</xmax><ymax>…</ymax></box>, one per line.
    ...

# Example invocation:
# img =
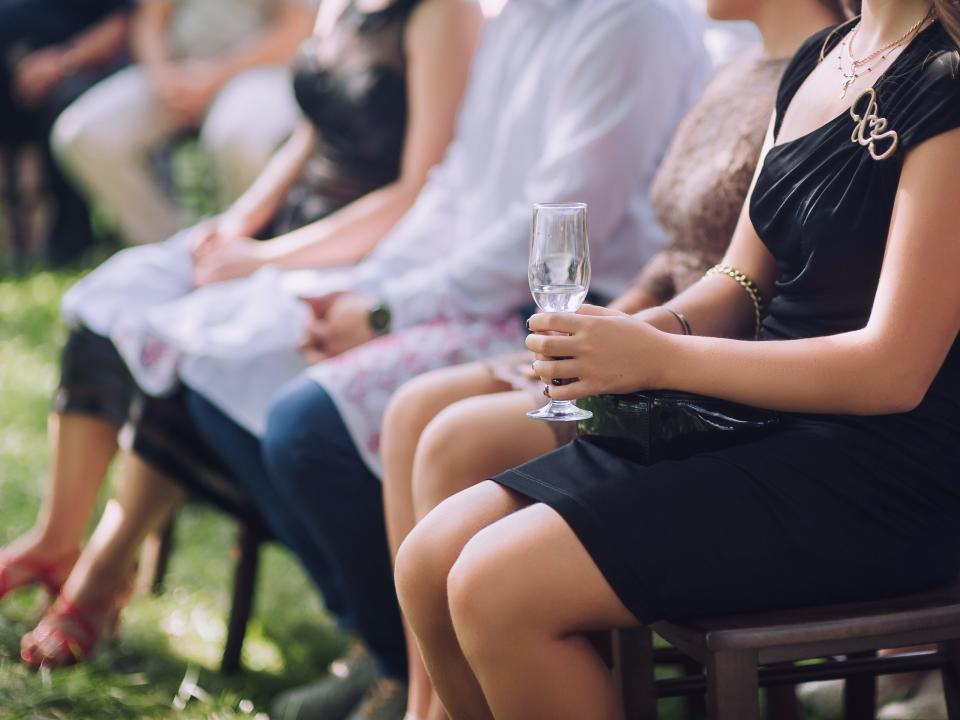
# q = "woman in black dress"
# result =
<box><xmin>395</xmin><ymin>1</ymin><xmax>960</xmax><ymax>718</ymax></box>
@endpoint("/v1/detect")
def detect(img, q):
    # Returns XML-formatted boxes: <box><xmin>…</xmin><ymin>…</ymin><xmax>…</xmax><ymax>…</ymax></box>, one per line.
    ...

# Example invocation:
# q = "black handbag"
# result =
<box><xmin>575</xmin><ymin>391</ymin><xmax>780</xmax><ymax>464</ymax></box>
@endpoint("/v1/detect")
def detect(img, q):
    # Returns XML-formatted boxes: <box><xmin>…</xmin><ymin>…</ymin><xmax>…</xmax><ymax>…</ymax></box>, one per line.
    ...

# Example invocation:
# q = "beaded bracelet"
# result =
<box><xmin>705</xmin><ymin>264</ymin><xmax>764</xmax><ymax>339</ymax></box>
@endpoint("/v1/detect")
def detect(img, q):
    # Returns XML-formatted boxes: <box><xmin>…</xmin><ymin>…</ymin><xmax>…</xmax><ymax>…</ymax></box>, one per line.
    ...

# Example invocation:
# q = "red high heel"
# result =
<box><xmin>0</xmin><ymin>550</ymin><xmax>80</xmax><ymax>601</ymax></box>
<box><xmin>20</xmin><ymin>588</ymin><xmax>128</xmax><ymax>669</ymax></box>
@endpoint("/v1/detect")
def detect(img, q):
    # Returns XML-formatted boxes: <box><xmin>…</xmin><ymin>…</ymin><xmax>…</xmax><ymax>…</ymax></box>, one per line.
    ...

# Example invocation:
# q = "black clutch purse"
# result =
<box><xmin>575</xmin><ymin>391</ymin><xmax>780</xmax><ymax>464</ymax></box>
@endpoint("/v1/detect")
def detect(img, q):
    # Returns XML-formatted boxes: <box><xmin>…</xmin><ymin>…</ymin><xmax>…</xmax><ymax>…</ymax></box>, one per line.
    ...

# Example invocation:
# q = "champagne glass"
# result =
<box><xmin>527</xmin><ymin>202</ymin><xmax>593</xmax><ymax>422</ymax></box>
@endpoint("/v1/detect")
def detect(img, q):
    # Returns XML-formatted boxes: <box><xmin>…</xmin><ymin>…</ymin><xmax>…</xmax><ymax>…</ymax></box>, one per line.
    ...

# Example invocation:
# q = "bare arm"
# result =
<box><xmin>59</xmin><ymin>10</ymin><xmax>131</xmax><ymax>71</ymax></box>
<box><xmin>221</xmin><ymin>119</ymin><xmax>318</xmax><ymax>235</ymax></box>
<box><xmin>14</xmin><ymin>10</ymin><xmax>131</xmax><ymax>103</ymax></box>
<box><xmin>529</xmin><ymin>128</ymin><xmax>960</xmax><ymax>416</ymax></box>
<box><xmin>215</xmin><ymin>3</ymin><xmax>314</xmax><ymax>80</ymax></box>
<box><xmin>131</xmin><ymin>0</ymin><xmax>174</xmax><ymax>76</ymax></box>
<box><xmin>253</xmin><ymin>0</ymin><xmax>483</xmax><ymax>268</ymax></box>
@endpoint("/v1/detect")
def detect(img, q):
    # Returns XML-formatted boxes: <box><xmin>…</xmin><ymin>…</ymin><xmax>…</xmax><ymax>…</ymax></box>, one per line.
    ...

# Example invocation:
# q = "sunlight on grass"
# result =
<box><xmin>0</xmin><ymin>268</ymin><xmax>342</xmax><ymax>719</ymax></box>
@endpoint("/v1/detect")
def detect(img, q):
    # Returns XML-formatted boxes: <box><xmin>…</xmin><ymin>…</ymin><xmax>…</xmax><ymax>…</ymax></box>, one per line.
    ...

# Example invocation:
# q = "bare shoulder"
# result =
<box><xmin>406</xmin><ymin>0</ymin><xmax>483</xmax><ymax>44</ymax></box>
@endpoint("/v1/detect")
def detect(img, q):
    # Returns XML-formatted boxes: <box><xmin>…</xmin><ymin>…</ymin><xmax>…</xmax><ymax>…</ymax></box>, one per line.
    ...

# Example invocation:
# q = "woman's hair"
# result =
<box><xmin>933</xmin><ymin>0</ymin><xmax>960</xmax><ymax>47</ymax></box>
<box><xmin>819</xmin><ymin>0</ymin><xmax>851</xmax><ymax>19</ymax></box>
<box><xmin>839</xmin><ymin>1</ymin><xmax>960</xmax><ymax>47</ymax></box>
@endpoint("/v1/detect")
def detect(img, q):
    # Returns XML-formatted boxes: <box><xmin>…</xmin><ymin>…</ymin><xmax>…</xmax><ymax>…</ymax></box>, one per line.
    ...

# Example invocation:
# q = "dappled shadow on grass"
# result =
<box><xmin>1</xmin><ymin>268</ymin><xmax>346</xmax><ymax>718</ymax></box>
<box><xmin>0</xmin><ymin>533</ymin><xmax>344</xmax><ymax>719</ymax></box>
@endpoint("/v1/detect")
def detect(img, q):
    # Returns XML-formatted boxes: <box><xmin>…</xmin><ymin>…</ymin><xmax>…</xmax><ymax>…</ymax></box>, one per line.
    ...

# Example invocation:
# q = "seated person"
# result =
<box><xmin>395</xmin><ymin>3</ymin><xmax>960</xmax><ymax>719</ymax></box>
<box><xmin>51</xmin><ymin>0</ymin><xmax>316</xmax><ymax>245</ymax></box>
<box><xmin>0</xmin><ymin>0</ymin><xmax>481</xmax><ymax>682</ymax></box>
<box><xmin>5</xmin><ymin>2</ymin><xmax>709</xmax><ymax>720</ymax></box>
<box><xmin>379</xmin><ymin>1</ymin><xmax>843</xmax><ymax>717</ymax></box>
<box><xmin>0</xmin><ymin>0</ymin><xmax>132</xmax><ymax>264</ymax></box>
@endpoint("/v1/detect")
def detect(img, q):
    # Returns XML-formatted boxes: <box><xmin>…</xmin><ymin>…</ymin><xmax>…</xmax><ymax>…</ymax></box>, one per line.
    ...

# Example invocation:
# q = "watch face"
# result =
<box><xmin>370</xmin><ymin>304</ymin><xmax>391</xmax><ymax>334</ymax></box>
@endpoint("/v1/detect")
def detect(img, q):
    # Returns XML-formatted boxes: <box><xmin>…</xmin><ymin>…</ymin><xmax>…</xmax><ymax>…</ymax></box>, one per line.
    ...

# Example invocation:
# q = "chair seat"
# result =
<box><xmin>653</xmin><ymin>583</ymin><xmax>960</xmax><ymax>664</ymax></box>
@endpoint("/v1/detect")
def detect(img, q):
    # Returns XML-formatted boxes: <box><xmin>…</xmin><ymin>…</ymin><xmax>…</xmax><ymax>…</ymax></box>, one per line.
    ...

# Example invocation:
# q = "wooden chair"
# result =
<box><xmin>0</xmin><ymin>143</ymin><xmax>39</xmax><ymax>268</ymax></box>
<box><xmin>614</xmin><ymin>583</ymin><xmax>960</xmax><ymax>720</ymax></box>
<box><xmin>139</xmin><ymin>514</ymin><xmax>268</xmax><ymax>675</ymax></box>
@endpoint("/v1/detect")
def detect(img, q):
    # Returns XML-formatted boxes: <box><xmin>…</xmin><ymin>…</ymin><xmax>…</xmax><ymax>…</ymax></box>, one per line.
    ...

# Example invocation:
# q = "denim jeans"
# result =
<box><xmin>185</xmin><ymin>378</ymin><xmax>407</xmax><ymax>680</ymax></box>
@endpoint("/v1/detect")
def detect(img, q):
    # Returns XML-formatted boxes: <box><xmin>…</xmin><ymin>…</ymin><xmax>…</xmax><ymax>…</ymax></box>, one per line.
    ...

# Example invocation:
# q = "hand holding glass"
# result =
<box><xmin>527</xmin><ymin>202</ymin><xmax>593</xmax><ymax>422</ymax></box>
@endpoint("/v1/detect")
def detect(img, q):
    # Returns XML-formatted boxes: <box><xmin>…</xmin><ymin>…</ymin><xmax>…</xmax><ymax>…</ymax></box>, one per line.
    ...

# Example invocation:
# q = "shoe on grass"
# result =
<box><xmin>345</xmin><ymin>677</ymin><xmax>407</xmax><ymax>720</ymax></box>
<box><xmin>271</xmin><ymin>643</ymin><xmax>377</xmax><ymax>720</ymax></box>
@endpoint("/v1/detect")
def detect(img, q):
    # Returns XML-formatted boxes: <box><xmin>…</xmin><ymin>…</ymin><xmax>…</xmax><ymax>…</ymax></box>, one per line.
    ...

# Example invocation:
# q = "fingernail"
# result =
<box><xmin>551</xmin><ymin>378</ymin><xmax>563</xmax><ymax>386</ymax></box>
<box><xmin>543</xmin><ymin>386</ymin><xmax>551</xmax><ymax>397</ymax></box>
<box><xmin>525</xmin><ymin>318</ymin><xmax>532</xmax><ymax>332</ymax></box>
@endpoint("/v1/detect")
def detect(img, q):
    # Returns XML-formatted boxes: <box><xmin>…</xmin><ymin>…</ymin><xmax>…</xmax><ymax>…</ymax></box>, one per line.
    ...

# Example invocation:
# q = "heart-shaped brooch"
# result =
<box><xmin>850</xmin><ymin>88</ymin><xmax>899</xmax><ymax>161</ymax></box>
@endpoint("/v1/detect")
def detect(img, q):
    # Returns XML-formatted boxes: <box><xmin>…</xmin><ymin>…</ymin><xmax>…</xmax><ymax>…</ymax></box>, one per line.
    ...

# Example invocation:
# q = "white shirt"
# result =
<box><xmin>352</xmin><ymin>0</ymin><xmax>711</xmax><ymax>330</ymax></box>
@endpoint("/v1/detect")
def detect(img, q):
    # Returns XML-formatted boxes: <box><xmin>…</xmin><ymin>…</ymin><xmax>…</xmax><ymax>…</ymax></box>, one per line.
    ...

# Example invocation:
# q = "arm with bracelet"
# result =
<box><xmin>527</xmin><ymin>108</ymin><xmax>960</xmax><ymax>417</ymax></box>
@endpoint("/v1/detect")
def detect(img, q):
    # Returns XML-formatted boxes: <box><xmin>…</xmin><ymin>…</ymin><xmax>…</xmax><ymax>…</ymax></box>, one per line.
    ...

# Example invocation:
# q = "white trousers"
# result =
<box><xmin>52</xmin><ymin>65</ymin><xmax>300</xmax><ymax>245</ymax></box>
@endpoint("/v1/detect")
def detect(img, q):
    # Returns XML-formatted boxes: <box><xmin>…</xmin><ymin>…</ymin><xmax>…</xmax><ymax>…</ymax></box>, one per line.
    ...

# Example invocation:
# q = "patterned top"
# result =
<box><xmin>634</xmin><ymin>51</ymin><xmax>787</xmax><ymax>302</ymax></box>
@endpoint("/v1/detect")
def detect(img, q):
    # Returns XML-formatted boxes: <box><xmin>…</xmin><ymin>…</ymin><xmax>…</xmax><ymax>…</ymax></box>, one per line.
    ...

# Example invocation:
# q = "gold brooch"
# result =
<box><xmin>850</xmin><ymin>88</ymin><xmax>899</xmax><ymax>160</ymax></box>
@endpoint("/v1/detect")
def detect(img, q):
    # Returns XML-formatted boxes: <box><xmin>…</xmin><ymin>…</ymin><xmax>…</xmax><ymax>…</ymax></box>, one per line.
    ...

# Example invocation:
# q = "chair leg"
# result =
<box><xmin>221</xmin><ymin>522</ymin><xmax>261</xmax><ymax>675</ymax></box>
<box><xmin>1</xmin><ymin>145</ymin><xmax>25</xmax><ymax>267</ymax></box>
<box><xmin>137</xmin><ymin>512</ymin><xmax>176</xmax><ymax>596</ymax></box>
<box><xmin>844</xmin><ymin>651</ymin><xmax>877</xmax><ymax>720</ymax></box>
<box><xmin>942</xmin><ymin>639</ymin><xmax>960</xmax><ymax>720</ymax></box>
<box><xmin>766</xmin><ymin>684</ymin><xmax>800</xmax><ymax>720</ymax></box>
<box><xmin>682</xmin><ymin>656</ymin><xmax>706</xmax><ymax>720</ymax></box>
<box><xmin>707</xmin><ymin>649</ymin><xmax>759</xmax><ymax>720</ymax></box>
<box><xmin>614</xmin><ymin>628</ymin><xmax>658</xmax><ymax>720</ymax></box>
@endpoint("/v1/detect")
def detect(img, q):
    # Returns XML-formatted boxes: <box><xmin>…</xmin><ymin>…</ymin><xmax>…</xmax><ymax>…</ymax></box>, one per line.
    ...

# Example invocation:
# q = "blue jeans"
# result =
<box><xmin>185</xmin><ymin>378</ymin><xmax>407</xmax><ymax>680</ymax></box>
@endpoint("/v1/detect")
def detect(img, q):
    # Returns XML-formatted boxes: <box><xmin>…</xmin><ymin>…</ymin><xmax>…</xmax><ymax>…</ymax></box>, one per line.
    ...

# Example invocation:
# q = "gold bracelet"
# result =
<box><xmin>705</xmin><ymin>264</ymin><xmax>763</xmax><ymax>339</ymax></box>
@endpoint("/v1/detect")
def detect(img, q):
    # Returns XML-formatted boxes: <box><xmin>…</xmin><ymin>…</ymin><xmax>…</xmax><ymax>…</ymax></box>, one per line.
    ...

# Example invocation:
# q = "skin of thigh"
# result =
<box><xmin>412</xmin><ymin>390</ymin><xmax>559</xmax><ymax>518</ymax></box>
<box><xmin>449</xmin><ymin>502</ymin><xmax>639</xmax><ymax>643</ymax></box>
<box><xmin>395</xmin><ymin>481</ymin><xmax>533</xmax><ymax>720</ymax></box>
<box><xmin>446</xmin><ymin>503</ymin><xmax>640</xmax><ymax>720</ymax></box>
<box><xmin>382</xmin><ymin>361</ymin><xmax>513</xmax><ymax>555</ymax></box>
<box><xmin>382</xmin><ymin>363</ymin><xmax>517</xmax><ymax>718</ymax></box>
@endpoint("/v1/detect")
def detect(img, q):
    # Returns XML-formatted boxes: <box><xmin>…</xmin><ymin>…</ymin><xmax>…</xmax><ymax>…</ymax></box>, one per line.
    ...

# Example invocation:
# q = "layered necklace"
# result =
<box><xmin>836</xmin><ymin>7</ymin><xmax>936</xmax><ymax>99</ymax></box>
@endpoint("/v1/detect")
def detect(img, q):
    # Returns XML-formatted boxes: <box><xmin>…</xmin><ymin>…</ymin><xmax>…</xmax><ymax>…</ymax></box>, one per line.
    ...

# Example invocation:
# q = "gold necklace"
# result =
<box><xmin>836</xmin><ymin>8</ymin><xmax>935</xmax><ymax>99</ymax></box>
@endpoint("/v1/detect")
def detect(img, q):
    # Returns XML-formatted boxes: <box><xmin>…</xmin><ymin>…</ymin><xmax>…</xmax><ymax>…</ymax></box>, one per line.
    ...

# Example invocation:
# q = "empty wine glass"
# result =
<box><xmin>527</xmin><ymin>202</ymin><xmax>593</xmax><ymax>422</ymax></box>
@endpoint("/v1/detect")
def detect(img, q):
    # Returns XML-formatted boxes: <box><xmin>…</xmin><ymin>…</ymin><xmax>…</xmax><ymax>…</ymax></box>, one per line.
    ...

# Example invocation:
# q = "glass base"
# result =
<box><xmin>527</xmin><ymin>399</ymin><xmax>592</xmax><ymax>422</ymax></box>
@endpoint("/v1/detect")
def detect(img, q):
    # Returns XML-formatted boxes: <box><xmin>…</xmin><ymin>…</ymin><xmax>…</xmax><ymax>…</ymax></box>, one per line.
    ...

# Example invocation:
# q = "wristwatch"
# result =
<box><xmin>368</xmin><ymin>301</ymin><xmax>392</xmax><ymax>336</ymax></box>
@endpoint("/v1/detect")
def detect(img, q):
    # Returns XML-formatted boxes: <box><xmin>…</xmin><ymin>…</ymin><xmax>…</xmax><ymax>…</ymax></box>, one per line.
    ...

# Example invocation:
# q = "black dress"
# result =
<box><xmin>492</xmin><ymin>22</ymin><xmax>960</xmax><ymax>624</ymax></box>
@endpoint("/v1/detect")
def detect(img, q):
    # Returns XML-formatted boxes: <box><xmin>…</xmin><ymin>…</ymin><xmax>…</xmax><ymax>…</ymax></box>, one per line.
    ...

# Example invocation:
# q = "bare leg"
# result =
<box><xmin>2</xmin><ymin>413</ymin><xmax>120</xmax><ymax>590</ymax></box>
<box><xmin>383</xmin><ymin>365</ymin><xmax>558</xmax><ymax>718</ymax></box>
<box><xmin>447</xmin><ymin>503</ymin><xmax>640</xmax><ymax>720</ymax></box>
<box><xmin>395</xmin><ymin>481</ymin><xmax>531</xmax><ymax>720</ymax></box>
<box><xmin>21</xmin><ymin>451</ymin><xmax>185</xmax><ymax>663</ymax></box>
<box><xmin>382</xmin><ymin>363</ymin><xmax>512</xmax><ymax>718</ymax></box>
<box><xmin>411</xmin><ymin>391</ymin><xmax>558</xmax><ymax>519</ymax></box>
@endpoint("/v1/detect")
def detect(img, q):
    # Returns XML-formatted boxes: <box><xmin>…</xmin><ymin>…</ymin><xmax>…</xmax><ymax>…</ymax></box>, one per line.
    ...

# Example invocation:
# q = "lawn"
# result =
<box><xmin>0</xmin><ymin>267</ymin><xmax>344</xmax><ymax>719</ymax></box>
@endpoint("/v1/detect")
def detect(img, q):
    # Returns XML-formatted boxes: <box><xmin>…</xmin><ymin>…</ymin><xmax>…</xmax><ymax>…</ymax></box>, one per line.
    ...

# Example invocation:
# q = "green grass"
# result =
<box><xmin>0</xmin><ymin>268</ymin><xmax>344</xmax><ymax>719</ymax></box>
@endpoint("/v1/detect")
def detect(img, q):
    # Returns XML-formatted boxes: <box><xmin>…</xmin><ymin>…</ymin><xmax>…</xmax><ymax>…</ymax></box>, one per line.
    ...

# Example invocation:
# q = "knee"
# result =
<box><xmin>381</xmin><ymin>377</ymin><xmax>447</xmax><ymax>479</ymax></box>
<box><xmin>446</xmin><ymin>530</ymin><xmax>517</xmax><ymax>660</ymax></box>
<box><xmin>51</xmin><ymin>105</ymin><xmax>101</xmax><ymax>170</ymax></box>
<box><xmin>51</xmin><ymin>97</ymin><xmax>124</xmax><ymax>170</ymax></box>
<box><xmin>412</xmin><ymin>403</ymin><xmax>482</xmax><ymax>516</ymax></box>
<box><xmin>262</xmin><ymin>379</ymin><xmax>322</xmax><ymax>487</ymax></box>
<box><xmin>394</xmin><ymin>506</ymin><xmax>463</xmax><ymax>632</ymax></box>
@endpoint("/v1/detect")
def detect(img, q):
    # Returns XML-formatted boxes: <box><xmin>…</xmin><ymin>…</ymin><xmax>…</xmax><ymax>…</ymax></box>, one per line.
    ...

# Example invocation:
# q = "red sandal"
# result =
<box><xmin>20</xmin><ymin>591</ymin><xmax>125</xmax><ymax>669</ymax></box>
<box><xmin>0</xmin><ymin>550</ymin><xmax>80</xmax><ymax>601</ymax></box>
